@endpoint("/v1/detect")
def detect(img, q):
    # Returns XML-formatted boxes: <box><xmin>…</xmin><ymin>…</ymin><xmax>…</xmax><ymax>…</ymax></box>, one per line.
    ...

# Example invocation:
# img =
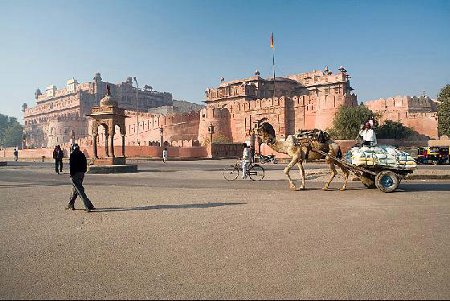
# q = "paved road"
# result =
<box><xmin>0</xmin><ymin>160</ymin><xmax>449</xmax><ymax>299</ymax></box>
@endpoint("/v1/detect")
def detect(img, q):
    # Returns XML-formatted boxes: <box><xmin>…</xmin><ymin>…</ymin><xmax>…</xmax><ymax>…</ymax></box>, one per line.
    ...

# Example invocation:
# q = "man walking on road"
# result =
<box><xmin>13</xmin><ymin>148</ymin><xmax>18</xmax><ymax>161</ymax></box>
<box><xmin>66</xmin><ymin>144</ymin><xmax>95</xmax><ymax>212</ymax></box>
<box><xmin>52</xmin><ymin>145</ymin><xmax>64</xmax><ymax>174</ymax></box>
<box><xmin>162</xmin><ymin>147</ymin><xmax>168</xmax><ymax>163</ymax></box>
<box><xmin>242</xmin><ymin>143</ymin><xmax>250</xmax><ymax>179</ymax></box>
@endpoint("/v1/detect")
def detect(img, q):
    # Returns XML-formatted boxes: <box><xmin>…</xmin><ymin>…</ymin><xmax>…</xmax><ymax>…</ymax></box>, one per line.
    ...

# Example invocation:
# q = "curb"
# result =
<box><xmin>87</xmin><ymin>164</ymin><xmax>138</xmax><ymax>174</ymax></box>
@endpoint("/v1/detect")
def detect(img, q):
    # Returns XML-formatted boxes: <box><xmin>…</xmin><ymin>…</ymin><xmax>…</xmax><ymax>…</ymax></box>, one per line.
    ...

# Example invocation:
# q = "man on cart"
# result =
<box><xmin>358</xmin><ymin>122</ymin><xmax>377</xmax><ymax>147</ymax></box>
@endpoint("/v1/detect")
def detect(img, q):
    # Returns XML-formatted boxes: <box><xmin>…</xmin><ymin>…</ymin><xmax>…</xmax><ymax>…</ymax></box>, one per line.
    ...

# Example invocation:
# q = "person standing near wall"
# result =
<box><xmin>52</xmin><ymin>145</ymin><xmax>64</xmax><ymax>174</ymax></box>
<box><xmin>241</xmin><ymin>143</ymin><xmax>250</xmax><ymax>179</ymax></box>
<box><xmin>66</xmin><ymin>144</ymin><xmax>95</xmax><ymax>212</ymax></box>
<box><xmin>13</xmin><ymin>148</ymin><xmax>18</xmax><ymax>161</ymax></box>
<box><xmin>162</xmin><ymin>147</ymin><xmax>168</xmax><ymax>163</ymax></box>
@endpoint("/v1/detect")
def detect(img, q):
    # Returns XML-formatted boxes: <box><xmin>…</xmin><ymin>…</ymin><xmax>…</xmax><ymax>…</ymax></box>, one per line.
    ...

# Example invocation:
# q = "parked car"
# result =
<box><xmin>416</xmin><ymin>146</ymin><xmax>449</xmax><ymax>165</ymax></box>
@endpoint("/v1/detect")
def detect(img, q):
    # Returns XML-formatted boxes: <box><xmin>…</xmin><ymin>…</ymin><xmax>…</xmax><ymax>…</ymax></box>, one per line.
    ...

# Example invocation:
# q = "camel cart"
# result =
<box><xmin>311</xmin><ymin>146</ymin><xmax>416</xmax><ymax>193</ymax></box>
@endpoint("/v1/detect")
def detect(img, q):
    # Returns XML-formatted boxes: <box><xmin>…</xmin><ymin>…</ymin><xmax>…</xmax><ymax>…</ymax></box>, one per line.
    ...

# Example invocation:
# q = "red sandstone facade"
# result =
<box><xmin>21</xmin><ymin>68</ymin><xmax>440</xmax><ymax>159</ymax></box>
<box><xmin>199</xmin><ymin>67</ymin><xmax>357</xmax><ymax>143</ymax></box>
<box><xmin>364</xmin><ymin>96</ymin><xmax>439</xmax><ymax>139</ymax></box>
<box><xmin>23</xmin><ymin>74</ymin><xmax>173</xmax><ymax>148</ymax></box>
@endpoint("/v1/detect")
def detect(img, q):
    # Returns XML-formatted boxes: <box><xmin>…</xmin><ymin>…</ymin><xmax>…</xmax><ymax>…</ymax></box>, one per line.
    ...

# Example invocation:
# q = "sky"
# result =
<box><xmin>1</xmin><ymin>0</ymin><xmax>449</xmax><ymax>121</ymax></box>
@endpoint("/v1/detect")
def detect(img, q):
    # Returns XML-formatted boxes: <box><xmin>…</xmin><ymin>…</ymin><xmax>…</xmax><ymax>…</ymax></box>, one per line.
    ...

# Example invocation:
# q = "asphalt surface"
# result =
<box><xmin>0</xmin><ymin>160</ymin><xmax>449</xmax><ymax>299</ymax></box>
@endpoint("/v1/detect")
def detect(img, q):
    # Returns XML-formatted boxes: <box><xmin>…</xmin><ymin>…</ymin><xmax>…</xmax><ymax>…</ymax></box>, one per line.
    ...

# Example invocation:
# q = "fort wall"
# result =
<box><xmin>20</xmin><ymin>69</ymin><xmax>439</xmax><ymax>158</ymax></box>
<box><xmin>202</xmin><ymin>68</ymin><xmax>358</xmax><ymax>145</ymax></box>
<box><xmin>86</xmin><ymin>110</ymin><xmax>201</xmax><ymax>148</ymax></box>
<box><xmin>199</xmin><ymin>90</ymin><xmax>357</xmax><ymax>146</ymax></box>
<box><xmin>0</xmin><ymin>145</ymin><xmax>208</xmax><ymax>161</ymax></box>
<box><xmin>365</xmin><ymin>96</ymin><xmax>438</xmax><ymax>138</ymax></box>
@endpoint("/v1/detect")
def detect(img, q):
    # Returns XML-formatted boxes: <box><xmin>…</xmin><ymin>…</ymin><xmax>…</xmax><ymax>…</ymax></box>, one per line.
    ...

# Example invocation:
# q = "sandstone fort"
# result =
<box><xmin>20</xmin><ymin>66</ymin><xmax>439</xmax><ymax>158</ymax></box>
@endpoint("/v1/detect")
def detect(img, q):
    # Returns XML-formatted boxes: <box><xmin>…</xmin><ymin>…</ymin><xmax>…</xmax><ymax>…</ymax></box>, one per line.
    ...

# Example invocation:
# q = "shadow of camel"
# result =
<box><xmin>92</xmin><ymin>202</ymin><xmax>246</xmax><ymax>213</ymax></box>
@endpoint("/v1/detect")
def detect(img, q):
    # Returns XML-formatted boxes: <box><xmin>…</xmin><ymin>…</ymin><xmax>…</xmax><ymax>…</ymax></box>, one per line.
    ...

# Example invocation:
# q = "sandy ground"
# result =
<box><xmin>0</xmin><ymin>162</ymin><xmax>449</xmax><ymax>299</ymax></box>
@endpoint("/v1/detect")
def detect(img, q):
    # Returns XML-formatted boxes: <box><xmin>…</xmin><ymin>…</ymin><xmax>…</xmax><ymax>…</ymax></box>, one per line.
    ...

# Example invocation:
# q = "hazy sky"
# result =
<box><xmin>1</xmin><ymin>0</ymin><xmax>449</xmax><ymax>121</ymax></box>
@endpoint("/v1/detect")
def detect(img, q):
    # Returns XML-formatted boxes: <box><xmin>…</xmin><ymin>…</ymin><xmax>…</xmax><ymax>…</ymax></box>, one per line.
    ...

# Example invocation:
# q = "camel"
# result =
<box><xmin>254</xmin><ymin>119</ymin><xmax>350</xmax><ymax>191</ymax></box>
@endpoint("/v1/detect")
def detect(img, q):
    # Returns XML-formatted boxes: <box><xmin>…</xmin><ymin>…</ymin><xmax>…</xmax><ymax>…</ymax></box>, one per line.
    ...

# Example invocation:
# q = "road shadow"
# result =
<box><xmin>396</xmin><ymin>182</ymin><xmax>450</xmax><ymax>192</ymax></box>
<box><xmin>92</xmin><ymin>202</ymin><xmax>247</xmax><ymax>213</ymax></box>
<box><xmin>135</xmin><ymin>169</ymin><xmax>179</xmax><ymax>173</ymax></box>
<box><xmin>0</xmin><ymin>182</ymin><xmax>69</xmax><ymax>188</ymax></box>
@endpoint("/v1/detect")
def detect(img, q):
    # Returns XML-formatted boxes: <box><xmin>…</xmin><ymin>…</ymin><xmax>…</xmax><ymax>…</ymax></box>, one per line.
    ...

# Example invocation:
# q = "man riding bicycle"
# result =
<box><xmin>242</xmin><ymin>143</ymin><xmax>251</xmax><ymax>179</ymax></box>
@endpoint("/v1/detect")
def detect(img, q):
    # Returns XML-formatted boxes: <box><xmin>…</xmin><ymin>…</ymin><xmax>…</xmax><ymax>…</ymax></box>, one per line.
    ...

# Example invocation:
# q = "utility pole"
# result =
<box><xmin>133</xmin><ymin>77</ymin><xmax>139</xmax><ymax>146</ymax></box>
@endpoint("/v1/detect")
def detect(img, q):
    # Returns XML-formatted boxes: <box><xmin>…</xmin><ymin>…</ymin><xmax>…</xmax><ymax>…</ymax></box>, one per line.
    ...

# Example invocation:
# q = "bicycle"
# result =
<box><xmin>222</xmin><ymin>160</ymin><xmax>265</xmax><ymax>181</ymax></box>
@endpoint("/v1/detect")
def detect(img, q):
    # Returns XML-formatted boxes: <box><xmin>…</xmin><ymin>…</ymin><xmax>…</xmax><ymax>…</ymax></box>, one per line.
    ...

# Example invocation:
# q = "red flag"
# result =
<box><xmin>270</xmin><ymin>32</ymin><xmax>274</xmax><ymax>48</ymax></box>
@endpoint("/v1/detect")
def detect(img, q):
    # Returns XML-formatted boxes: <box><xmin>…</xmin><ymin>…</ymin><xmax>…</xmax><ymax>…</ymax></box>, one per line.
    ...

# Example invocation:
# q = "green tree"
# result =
<box><xmin>437</xmin><ymin>84</ymin><xmax>450</xmax><ymax>137</ymax></box>
<box><xmin>328</xmin><ymin>104</ymin><xmax>375</xmax><ymax>139</ymax></box>
<box><xmin>377</xmin><ymin>120</ymin><xmax>415</xmax><ymax>139</ymax></box>
<box><xmin>0</xmin><ymin>114</ymin><xmax>9</xmax><ymax>141</ymax></box>
<box><xmin>0</xmin><ymin>113</ymin><xmax>24</xmax><ymax>148</ymax></box>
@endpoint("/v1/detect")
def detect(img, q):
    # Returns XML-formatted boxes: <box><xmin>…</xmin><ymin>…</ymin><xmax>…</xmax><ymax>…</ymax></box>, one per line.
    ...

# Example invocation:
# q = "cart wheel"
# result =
<box><xmin>360</xmin><ymin>174</ymin><xmax>376</xmax><ymax>189</ymax></box>
<box><xmin>375</xmin><ymin>170</ymin><xmax>399</xmax><ymax>193</ymax></box>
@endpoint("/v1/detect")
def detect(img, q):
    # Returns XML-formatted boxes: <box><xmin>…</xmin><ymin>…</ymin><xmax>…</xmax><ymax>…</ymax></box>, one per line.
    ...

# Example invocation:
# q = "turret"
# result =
<box><xmin>34</xmin><ymin>89</ymin><xmax>42</xmax><ymax>99</ymax></box>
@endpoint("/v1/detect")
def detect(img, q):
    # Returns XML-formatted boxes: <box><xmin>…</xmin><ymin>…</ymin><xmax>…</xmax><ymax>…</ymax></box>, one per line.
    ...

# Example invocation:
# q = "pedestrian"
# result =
<box><xmin>13</xmin><ymin>148</ymin><xmax>18</xmax><ymax>161</ymax></box>
<box><xmin>162</xmin><ymin>147</ymin><xmax>168</xmax><ymax>163</ymax></box>
<box><xmin>241</xmin><ymin>143</ymin><xmax>250</xmax><ymax>179</ymax></box>
<box><xmin>66</xmin><ymin>144</ymin><xmax>95</xmax><ymax>212</ymax></box>
<box><xmin>52</xmin><ymin>145</ymin><xmax>64</xmax><ymax>174</ymax></box>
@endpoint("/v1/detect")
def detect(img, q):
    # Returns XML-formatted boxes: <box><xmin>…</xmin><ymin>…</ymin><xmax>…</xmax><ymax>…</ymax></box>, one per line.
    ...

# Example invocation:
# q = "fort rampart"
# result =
<box><xmin>364</xmin><ymin>96</ymin><xmax>438</xmax><ymax>138</ymax></box>
<box><xmin>18</xmin><ymin>69</ymin><xmax>440</xmax><ymax>161</ymax></box>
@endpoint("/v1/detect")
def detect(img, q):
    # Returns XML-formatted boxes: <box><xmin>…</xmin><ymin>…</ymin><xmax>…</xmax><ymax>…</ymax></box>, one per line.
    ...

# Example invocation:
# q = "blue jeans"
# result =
<box><xmin>68</xmin><ymin>172</ymin><xmax>94</xmax><ymax>209</ymax></box>
<box><xmin>55</xmin><ymin>159</ymin><xmax>63</xmax><ymax>173</ymax></box>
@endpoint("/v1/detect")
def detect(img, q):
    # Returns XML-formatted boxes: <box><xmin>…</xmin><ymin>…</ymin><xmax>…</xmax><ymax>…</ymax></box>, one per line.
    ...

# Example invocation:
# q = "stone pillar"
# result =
<box><xmin>159</xmin><ymin>127</ymin><xmax>164</xmax><ymax>147</ymax></box>
<box><xmin>122</xmin><ymin>134</ymin><xmax>126</xmax><ymax>157</ymax></box>
<box><xmin>109</xmin><ymin>127</ymin><xmax>115</xmax><ymax>158</ymax></box>
<box><xmin>110</xmin><ymin>133</ymin><xmax>115</xmax><ymax>158</ymax></box>
<box><xmin>105</xmin><ymin>134</ymin><xmax>109</xmax><ymax>157</ymax></box>
<box><xmin>250</xmin><ymin>132</ymin><xmax>256</xmax><ymax>161</ymax></box>
<box><xmin>93</xmin><ymin>134</ymin><xmax>98</xmax><ymax>159</ymax></box>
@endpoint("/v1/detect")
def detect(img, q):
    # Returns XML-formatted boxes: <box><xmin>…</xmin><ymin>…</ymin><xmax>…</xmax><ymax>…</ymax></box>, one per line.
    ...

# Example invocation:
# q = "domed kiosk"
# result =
<box><xmin>86</xmin><ymin>85</ymin><xmax>137</xmax><ymax>173</ymax></box>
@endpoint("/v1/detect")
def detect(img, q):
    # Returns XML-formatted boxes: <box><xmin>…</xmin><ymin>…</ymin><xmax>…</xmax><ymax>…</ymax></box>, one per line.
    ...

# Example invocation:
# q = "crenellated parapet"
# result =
<box><xmin>365</xmin><ymin>95</ymin><xmax>439</xmax><ymax>138</ymax></box>
<box><xmin>205</xmin><ymin>71</ymin><xmax>303</xmax><ymax>104</ymax></box>
<box><xmin>201</xmin><ymin>83</ymin><xmax>358</xmax><ymax>143</ymax></box>
<box><xmin>288</xmin><ymin>69</ymin><xmax>347</xmax><ymax>87</ymax></box>
<box><xmin>201</xmin><ymin>67</ymin><xmax>358</xmax><ymax>143</ymax></box>
<box><xmin>365</xmin><ymin>95</ymin><xmax>438</xmax><ymax>114</ymax></box>
<box><xmin>120</xmin><ymin>109</ymin><xmax>201</xmax><ymax>147</ymax></box>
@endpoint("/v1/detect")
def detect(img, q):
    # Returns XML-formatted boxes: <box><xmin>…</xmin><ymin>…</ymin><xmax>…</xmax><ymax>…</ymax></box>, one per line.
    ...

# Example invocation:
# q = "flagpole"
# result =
<box><xmin>271</xmin><ymin>33</ymin><xmax>275</xmax><ymax>99</ymax></box>
<box><xmin>272</xmin><ymin>46</ymin><xmax>275</xmax><ymax>99</ymax></box>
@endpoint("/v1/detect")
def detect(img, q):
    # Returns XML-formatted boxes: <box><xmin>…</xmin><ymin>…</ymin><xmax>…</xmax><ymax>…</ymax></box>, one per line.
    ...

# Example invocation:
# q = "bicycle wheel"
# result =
<box><xmin>248</xmin><ymin>164</ymin><xmax>265</xmax><ymax>181</ymax></box>
<box><xmin>223</xmin><ymin>165</ymin><xmax>239</xmax><ymax>181</ymax></box>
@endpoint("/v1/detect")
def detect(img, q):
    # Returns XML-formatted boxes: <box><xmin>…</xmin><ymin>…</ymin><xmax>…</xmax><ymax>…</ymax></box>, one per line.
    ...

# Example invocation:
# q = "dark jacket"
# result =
<box><xmin>53</xmin><ymin>148</ymin><xmax>64</xmax><ymax>160</ymax></box>
<box><xmin>69</xmin><ymin>149</ymin><xmax>87</xmax><ymax>176</ymax></box>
